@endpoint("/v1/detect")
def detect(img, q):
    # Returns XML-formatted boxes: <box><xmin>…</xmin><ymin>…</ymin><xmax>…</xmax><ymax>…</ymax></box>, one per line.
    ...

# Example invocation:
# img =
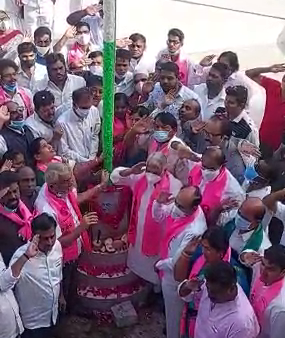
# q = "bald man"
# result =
<box><xmin>224</xmin><ymin>197</ymin><xmax>271</xmax><ymax>260</ymax></box>
<box><xmin>110</xmin><ymin>152</ymin><xmax>182</xmax><ymax>285</ymax></box>
<box><xmin>176</xmin><ymin>146</ymin><xmax>245</xmax><ymax>224</ymax></box>
<box><xmin>154</xmin><ymin>186</ymin><xmax>207</xmax><ymax>338</ymax></box>
<box><xmin>18</xmin><ymin>166</ymin><xmax>40</xmax><ymax>212</ymax></box>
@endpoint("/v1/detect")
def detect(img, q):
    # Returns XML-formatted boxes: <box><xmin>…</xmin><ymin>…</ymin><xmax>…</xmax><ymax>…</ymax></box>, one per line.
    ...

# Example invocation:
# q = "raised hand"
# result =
<box><xmin>81</xmin><ymin>212</ymin><xmax>98</xmax><ymax>230</ymax></box>
<box><xmin>0</xmin><ymin>159</ymin><xmax>12</xmax><ymax>173</ymax></box>
<box><xmin>220</xmin><ymin>197</ymin><xmax>240</xmax><ymax>212</ymax></box>
<box><xmin>156</xmin><ymin>191</ymin><xmax>175</xmax><ymax>204</ymax></box>
<box><xmin>85</xmin><ymin>4</ymin><xmax>102</xmax><ymax>16</ymax></box>
<box><xmin>239</xmin><ymin>140</ymin><xmax>261</xmax><ymax>158</ymax></box>
<box><xmin>100</xmin><ymin>169</ymin><xmax>109</xmax><ymax>187</ymax></box>
<box><xmin>132</xmin><ymin>116</ymin><xmax>153</xmax><ymax>134</ymax></box>
<box><xmin>116</xmin><ymin>37</ymin><xmax>132</xmax><ymax>49</ymax></box>
<box><xmin>270</xmin><ymin>63</ymin><xmax>285</xmax><ymax>73</ymax></box>
<box><xmin>240</xmin><ymin>251</ymin><xmax>262</xmax><ymax>266</ymax></box>
<box><xmin>131</xmin><ymin>162</ymin><xmax>146</xmax><ymax>175</ymax></box>
<box><xmin>185</xmin><ymin>278</ymin><xmax>203</xmax><ymax>292</ymax></box>
<box><xmin>53</xmin><ymin>125</ymin><xmax>64</xmax><ymax>141</ymax></box>
<box><xmin>0</xmin><ymin>105</ymin><xmax>10</xmax><ymax>125</ymax></box>
<box><xmin>25</xmin><ymin>235</ymin><xmax>40</xmax><ymax>258</ymax></box>
<box><xmin>199</xmin><ymin>54</ymin><xmax>216</xmax><ymax>67</ymax></box>
<box><xmin>64</xmin><ymin>26</ymin><xmax>77</xmax><ymax>39</ymax></box>
<box><xmin>183</xmin><ymin>236</ymin><xmax>201</xmax><ymax>256</ymax></box>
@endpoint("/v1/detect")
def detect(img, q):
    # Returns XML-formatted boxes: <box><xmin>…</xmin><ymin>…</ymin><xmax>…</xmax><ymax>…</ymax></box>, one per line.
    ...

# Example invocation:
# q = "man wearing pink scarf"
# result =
<box><xmin>0</xmin><ymin>171</ymin><xmax>32</xmax><ymax>266</ymax></box>
<box><xmin>154</xmin><ymin>186</ymin><xmax>207</xmax><ymax>338</ymax></box>
<box><xmin>110</xmin><ymin>152</ymin><xmax>182</xmax><ymax>285</ymax></box>
<box><xmin>243</xmin><ymin>245</ymin><xmax>285</xmax><ymax>338</ymax></box>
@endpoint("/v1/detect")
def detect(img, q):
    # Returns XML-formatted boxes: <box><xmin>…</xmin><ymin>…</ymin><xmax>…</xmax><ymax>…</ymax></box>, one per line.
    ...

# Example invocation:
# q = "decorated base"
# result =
<box><xmin>76</xmin><ymin>186</ymin><xmax>151</xmax><ymax>315</ymax></box>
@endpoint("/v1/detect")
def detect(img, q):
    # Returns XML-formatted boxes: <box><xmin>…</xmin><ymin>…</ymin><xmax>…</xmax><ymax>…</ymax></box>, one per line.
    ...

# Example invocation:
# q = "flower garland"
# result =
<box><xmin>78</xmin><ymin>262</ymin><xmax>129</xmax><ymax>278</ymax></box>
<box><xmin>88</xmin><ymin>185</ymin><xmax>130</xmax><ymax>229</ymax></box>
<box><xmin>77</xmin><ymin>279</ymin><xmax>146</xmax><ymax>299</ymax></box>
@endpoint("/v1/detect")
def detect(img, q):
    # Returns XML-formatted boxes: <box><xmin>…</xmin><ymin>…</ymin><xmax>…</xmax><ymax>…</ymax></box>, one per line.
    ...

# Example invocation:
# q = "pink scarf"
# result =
<box><xmin>0</xmin><ymin>201</ymin><xmax>32</xmax><ymax>240</ymax></box>
<box><xmin>175</xmin><ymin>56</ymin><xmax>189</xmax><ymax>86</ymax></box>
<box><xmin>250</xmin><ymin>272</ymin><xmax>284</xmax><ymax>325</ymax></box>
<box><xmin>160</xmin><ymin>208</ymin><xmax>200</xmax><ymax>260</ymax></box>
<box><xmin>188</xmin><ymin>164</ymin><xmax>227</xmax><ymax>218</ymax></box>
<box><xmin>180</xmin><ymin>247</ymin><xmax>231</xmax><ymax>337</ymax></box>
<box><xmin>148</xmin><ymin>139</ymin><xmax>169</xmax><ymax>156</ymax></box>
<box><xmin>36</xmin><ymin>156</ymin><xmax>62</xmax><ymax>173</ymax></box>
<box><xmin>44</xmin><ymin>185</ymin><xmax>92</xmax><ymax>262</ymax></box>
<box><xmin>128</xmin><ymin>172</ymin><xmax>170</xmax><ymax>256</ymax></box>
<box><xmin>0</xmin><ymin>86</ymin><xmax>33</xmax><ymax>117</ymax></box>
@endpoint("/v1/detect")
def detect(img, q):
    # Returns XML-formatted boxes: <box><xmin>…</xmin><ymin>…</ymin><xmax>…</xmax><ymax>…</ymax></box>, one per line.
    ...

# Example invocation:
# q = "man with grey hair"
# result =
<box><xmin>110</xmin><ymin>152</ymin><xmax>183</xmax><ymax>285</ymax></box>
<box><xmin>34</xmin><ymin>162</ymin><xmax>99</xmax><ymax>305</ymax></box>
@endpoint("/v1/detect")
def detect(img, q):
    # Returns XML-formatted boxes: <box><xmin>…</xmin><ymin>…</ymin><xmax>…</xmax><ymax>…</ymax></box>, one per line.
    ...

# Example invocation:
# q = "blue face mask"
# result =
<box><xmin>235</xmin><ymin>212</ymin><xmax>251</xmax><ymax>231</ymax></box>
<box><xmin>10</xmin><ymin>120</ymin><xmax>24</xmax><ymax>130</ymax></box>
<box><xmin>244</xmin><ymin>164</ymin><xmax>259</xmax><ymax>181</ymax></box>
<box><xmin>153</xmin><ymin>130</ymin><xmax>169</xmax><ymax>143</ymax></box>
<box><xmin>3</xmin><ymin>83</ymin><xmax>17</xmax><ymax>93</ymax></box>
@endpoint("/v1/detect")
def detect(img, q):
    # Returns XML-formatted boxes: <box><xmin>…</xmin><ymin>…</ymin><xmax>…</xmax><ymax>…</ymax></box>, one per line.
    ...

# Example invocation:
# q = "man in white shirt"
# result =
<box><xmin>157</xmin><ymin>28</ymin><xmax>212</xmax><ymax>88</ymax></box>
<box><xmin>128</xmin><ymin>33</ymin><xmax>155</xmax><ymax>74</ymax></box>
<box><xmin>25</xmin><ymin>90</ymin><xmax>63</xmax><ymax>148</ymax></box>
<box><xmin>115</xmin><ymin>49</ymin><xmax>134</xmax><ymax>97</ymax></box>
<box><xmin>34</xmin><ymin>53</ymin><xmax>86</xmax><ymax>108</ymax></box>
<box><xmin>226</xmin><ymin>85</ymin><xmax>259</xmax><ymax>147</ymax></box>
<box><xmin>143</xmin><ymin>61</ymin><xmax>201</xmax><ymax>120</ymax></box>
<box><xmin>194</xmin><ymin>62</ymin><xmax>229</xmax><ymax>121</ymax></box>
<box><xmin>67</xmin><ymin>2</ymin><xmax>103</xmax><ymax>50</ymax></box>
<box><xmin>57</xmin><ymin>87</ymin><xmax>101</xmax><ymax>163</ymax></box>
<box><xmin>10</xmin><ymin>213</ymin><xmax>64</xmax><ymax>338</ymax></box>
<box><xmin>154</xmin><ymin>186</ymin><xmax>207</xmax><ymax>338</ymax></box>
<box><xmin>17</xmin><ymin>42</ymin><xmax>48</xmax><ymax>92</ymax></box>
<box><xmin>0</xmin><ymin>236</ymin><xmax>40</xmax><ymax>338</ymax></box>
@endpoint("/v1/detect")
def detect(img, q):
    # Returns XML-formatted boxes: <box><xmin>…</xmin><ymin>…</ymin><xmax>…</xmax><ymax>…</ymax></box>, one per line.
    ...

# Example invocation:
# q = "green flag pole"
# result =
<box><xmin>102</xmin><ymin>0</ymin><xmax>116</xmax><ymax>172</ymax></box>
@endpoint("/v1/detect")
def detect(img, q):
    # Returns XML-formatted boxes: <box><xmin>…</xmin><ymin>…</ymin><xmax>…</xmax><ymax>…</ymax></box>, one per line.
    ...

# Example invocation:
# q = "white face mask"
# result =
<box><xmin>145</xmin><ymin>172</ymin><xmax>161</xmax><ymax>184</ymax></box>
<box><xmin>76</xmin><ymin>33</ymin><xmax>91</xmax><ymax>45</ymax></box>
<box><xmin>201</xmin><ymin>168</ymin><xmax>220</xmax><ymax>182</ymax></box>
<box><xmin>37</xmin><ymin>45</ymin><xmax>50</xmax><ymax>57</ymax></box>
<box><xmin>89</xmin><ymin>65</ymin><xmax>103</xmax><ymax>76</ymax></box>
<box><xmin>171</xmin><ymin>204</ymin><xmax>186</xmax><ymax>219</ymax></box>
<box><xmin>75</xmin><ymin>107</ymin><xmax>90</xmax><ymax>119</ymax></box>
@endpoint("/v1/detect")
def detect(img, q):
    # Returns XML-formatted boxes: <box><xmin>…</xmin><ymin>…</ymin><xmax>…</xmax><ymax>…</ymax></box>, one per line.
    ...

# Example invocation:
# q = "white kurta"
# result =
<box><xmin>110</xmin><ymin>168</ymin><xmax>183</xmax><ymax>284</ymax></box>
<box><xmin>154</xmin><ymin>203</ymin><xmax>207</xmax><ymax>338</ymax></box>
<box><xmin>0</xmin><ymin>254</ymin><xmax>23</xmax><ymax>338</ymax></box>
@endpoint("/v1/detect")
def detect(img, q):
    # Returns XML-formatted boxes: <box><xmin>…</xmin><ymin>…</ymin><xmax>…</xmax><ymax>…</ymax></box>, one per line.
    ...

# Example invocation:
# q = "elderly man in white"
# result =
<box><xmin>0</xmin><ymin>234</ymin><xmax>42</xmax><ymax>338</ymax></box>
<box><xmin>10</xmin><ymin>213</ymin><xmax>63</xmax><ymax>338</ymax></box>
<box><xmin>110</xmin><ymin>152</ymin><xmax>182</xmax><ymax>286</ymax></box>
<box><xmin>154</xmin><ymin>186</ymin><xmax>207</xmax><ymax>338</ymax></box>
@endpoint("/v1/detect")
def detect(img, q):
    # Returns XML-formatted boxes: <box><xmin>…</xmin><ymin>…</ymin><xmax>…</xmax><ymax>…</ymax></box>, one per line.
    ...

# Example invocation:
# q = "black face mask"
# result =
<box><xmin>21</xmin><ymin>58</ymin><xmax>36</xmax><ymax>68</ymax></box>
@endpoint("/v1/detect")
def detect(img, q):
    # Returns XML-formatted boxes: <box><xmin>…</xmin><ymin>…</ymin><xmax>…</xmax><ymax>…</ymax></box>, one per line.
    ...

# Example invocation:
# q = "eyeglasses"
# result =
<box><xmin>167</xmin><ymin>39</ymin><xmax>180</xmax><ymax>46</ymax></box>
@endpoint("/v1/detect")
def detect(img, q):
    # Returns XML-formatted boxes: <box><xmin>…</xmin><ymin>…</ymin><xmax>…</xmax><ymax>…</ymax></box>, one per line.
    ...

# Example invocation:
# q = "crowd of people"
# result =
<box><xmin>1</xmin><ymin>1</ymin><xmax>285</xmax><ymax>338</ymax></box>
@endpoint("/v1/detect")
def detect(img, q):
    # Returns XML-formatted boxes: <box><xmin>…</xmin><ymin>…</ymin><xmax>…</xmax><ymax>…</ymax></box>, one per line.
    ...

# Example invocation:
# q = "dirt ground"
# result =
<box><xmin>54</xmin><ymin>306</ymin><xmax>165</xmax><ymax>338</ymax></box>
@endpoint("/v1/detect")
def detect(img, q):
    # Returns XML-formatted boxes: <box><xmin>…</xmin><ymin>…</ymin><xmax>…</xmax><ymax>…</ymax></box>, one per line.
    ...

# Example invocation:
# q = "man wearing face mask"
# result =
<box><xmin>57</xmin><ymin>87</ymin><xmax>100</xmax><ymax>163</ymax></box>
<box><xmin>110</xmin><ymin>152</ymin><xmax>182</xmax><ymax>285</ymax></box>
<box><xmin>175</xmin><ymin>146</ymin><xmax>244</xmax><ymax>224</ymax></box>
<box><xmin>153</xmin><ymin>186</ymin><xmax>206</xmax><ymax>338</ymax></box>
<box><xmin>0</xmin><ymin>101</ymin><xmax>35</xmax><ymax>164</ymax></box>
<box><xmin>128</xmin><ymin>69</ymin><xmax>149</xmax><ymax>109</ymax></box>
<box><xmin>157</xmin><ymin>28</ymin><xmax>213</xmax><ymax>88</ymax></box>
<box><xmin>68</xmin><ymin>22</ymin><xmax>95</xmax><ymax>69</ymax></box>
<box><xmin>194</xmin><ymin>62</ymin><xmax>229</xmax><ymax>121</ymax></box>
<box><xmin>0</xmin><ymin>171</ymin><xmax>32</xmax><ymax>266</ymax></box>
<box><xmin>67</xmin><ymin>1</ymin><xmax>104</xmax><ymax>51</ymax></box>
<box><xmin>224</xmin><ymin>197</ymin><xmax>271</xmax><ymax>260</ymax></box>
<box><xmin>17</xmin><ymin>42</ymin><xmax>48</xmax><ymax>92</ymax></box>
<box><xmin>0</xmin><ymin>59</ymin><xmax>33</xmax><ymax>119</ymax></box>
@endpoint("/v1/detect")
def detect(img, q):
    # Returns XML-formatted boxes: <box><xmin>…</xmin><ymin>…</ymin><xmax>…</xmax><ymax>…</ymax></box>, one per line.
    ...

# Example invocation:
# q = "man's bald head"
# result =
<box><xmin>239</xmin><ymin>197</ymin><xmax>266</xmax><ymax>229</ymax></box>
<box><xmin>202</xmin><ymin>146</ymin><xmax>226</xmax><ymax>170</ymax></box>
<box><xmin>175</xmin><ymin>186</ymin><xmax>202</xmax><ymax>215</ymax></box>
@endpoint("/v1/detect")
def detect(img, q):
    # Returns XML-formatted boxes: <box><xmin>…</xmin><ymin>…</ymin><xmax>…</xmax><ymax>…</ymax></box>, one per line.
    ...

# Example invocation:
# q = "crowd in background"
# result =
<box><xmin>1</xmin><ymin>1</ymin><xmax>285</xmax><ymax>338</ymax></box>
